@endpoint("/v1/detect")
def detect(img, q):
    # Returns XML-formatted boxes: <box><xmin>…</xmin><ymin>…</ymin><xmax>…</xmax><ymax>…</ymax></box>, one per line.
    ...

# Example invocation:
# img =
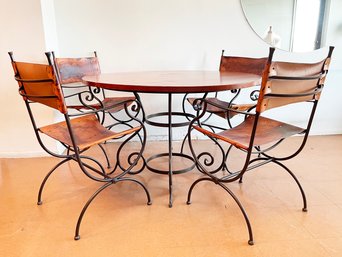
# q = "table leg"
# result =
<box><xmin>168</xmin><ymin>93</ymin><xmax>173</xmax><ymax>208</ymax></box>
<box><xmin>145</xmin><ymin>93</ymin><xmax>196</xmax><ymax>207</ymax></box>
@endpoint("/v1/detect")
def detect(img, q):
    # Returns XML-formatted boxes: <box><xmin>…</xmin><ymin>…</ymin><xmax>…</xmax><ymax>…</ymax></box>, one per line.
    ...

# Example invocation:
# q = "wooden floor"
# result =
<box><xmin>1</xmin><ymin>135</ymin><xmax>342</xmax><ymax>257</ymax></box>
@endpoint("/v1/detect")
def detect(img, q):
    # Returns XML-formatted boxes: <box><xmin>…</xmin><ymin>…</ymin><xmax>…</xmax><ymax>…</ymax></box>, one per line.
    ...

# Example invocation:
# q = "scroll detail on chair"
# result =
<box><xmin>187</xmin><ymin>46</ymin><xmax>334</xmax><ymax>245</ymax></box>
<box><xmin>9</xmin><ymin>51</ymin><xmax>151</xmax><ymax>241</ymax></box>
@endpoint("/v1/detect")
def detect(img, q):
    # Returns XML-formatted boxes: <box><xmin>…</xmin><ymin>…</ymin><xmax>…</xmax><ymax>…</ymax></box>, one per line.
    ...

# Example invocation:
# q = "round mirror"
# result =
<box><xmin>240</xmin><ymin>0</ymin><xmax>342</xmax><ymax>52</ymax></box>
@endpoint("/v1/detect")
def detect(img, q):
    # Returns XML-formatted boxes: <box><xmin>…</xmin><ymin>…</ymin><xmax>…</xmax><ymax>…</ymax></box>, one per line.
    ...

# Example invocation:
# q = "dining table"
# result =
<box><xmin>83</xmin><ymin>70</ymin><xmax>261</xmax><ymax>207</ymax></box>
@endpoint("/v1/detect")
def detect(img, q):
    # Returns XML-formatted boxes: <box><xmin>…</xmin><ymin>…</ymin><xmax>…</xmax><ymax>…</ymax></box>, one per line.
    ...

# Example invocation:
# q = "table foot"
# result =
<box><xmin>169</xmin><ymin>189</ymin><xmax>173</xmax><ymax>208</ymax></box>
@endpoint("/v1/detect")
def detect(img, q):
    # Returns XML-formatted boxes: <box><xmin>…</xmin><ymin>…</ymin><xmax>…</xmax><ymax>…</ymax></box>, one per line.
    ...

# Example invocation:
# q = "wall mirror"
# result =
<box><xmin>240</xmin><ymin>0</ymin><xmax>342</xmax><ymax>52</ymax></box>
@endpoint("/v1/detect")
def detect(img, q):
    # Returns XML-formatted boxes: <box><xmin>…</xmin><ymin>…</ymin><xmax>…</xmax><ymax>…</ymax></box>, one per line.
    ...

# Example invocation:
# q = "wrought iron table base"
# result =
<box><xmin>145</xmin><ymin>93</ymin><xmax>195</xmax><ymax>207</ymax></box>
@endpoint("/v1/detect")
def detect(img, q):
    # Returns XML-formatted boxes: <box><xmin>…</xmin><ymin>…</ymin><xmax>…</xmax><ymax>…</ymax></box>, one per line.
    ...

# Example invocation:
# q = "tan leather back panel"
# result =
<box><xmin>220</xmin><ymin>56</ymin><xmax>268</xmax><ymax>76</ymax></box>
<box><xmin>13</xmin><ymin>62</ymin><xmax>67</xmax><ymax>114</ymax></box>
<box><xmin>54</xmin><ymin>57</ymin><xmax>100</xmax><ymax>84</ymax></box>
<box><xmin>269</xmin><ymin>61</ymin><xmax>325</xmax><ymax>77</ymax></box>
<box><xmin>257</xmin><ymin>60</ymin><xmax>327</xmax><ymax>112</ymax></box>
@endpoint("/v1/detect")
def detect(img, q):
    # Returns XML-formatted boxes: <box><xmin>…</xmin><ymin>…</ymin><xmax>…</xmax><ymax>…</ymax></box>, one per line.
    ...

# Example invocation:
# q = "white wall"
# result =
<box><xmin>52</xmin><ymin>0</ymin><xmax>268</xmax><ymax>142</ymax></box>
<box><xmin>52</xmin><ymin>0</ymin><xmax>342</xmax><ymax>137</ymax></box>
<box><xmin>0</xmin><ymin>0</ymin><xmax>56</xmax><ymax>157</ymax></box>
<box><xmin>0</xmin><ymin>0</ymin><xmax>341</xmax><ymax>157</ymax></box>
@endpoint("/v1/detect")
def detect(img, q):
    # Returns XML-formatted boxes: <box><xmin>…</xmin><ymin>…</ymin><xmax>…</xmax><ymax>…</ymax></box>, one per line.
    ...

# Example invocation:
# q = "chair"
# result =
<box><xmin>187</xmin><ymin>46</ymin><xmax>334</xmax><ymax>245</ymax></box>
<box><xmin>51</xmin><ymin>51</ymin><xmax>138</xmax><ymax>127</ymax></box>
<box><xmin>8</xmin><ymin>51</ymin><xmax>151</xmax><ymax>240</ymax></box>
<box><xmin>185</xmin><ymin>50</ymin><xmax>269</xmax><ymax>130</ymax></box>
<box><xmin>180</xmin><ymin>51</ymin><xmax>269</xmax><ymax>159</ymax></box>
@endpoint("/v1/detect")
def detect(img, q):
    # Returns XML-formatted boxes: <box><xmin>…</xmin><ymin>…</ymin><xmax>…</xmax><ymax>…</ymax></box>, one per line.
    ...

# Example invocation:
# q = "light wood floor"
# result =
<box><xmin>1</xmin><ymin>135</ymin><xmax>342</xmax><ymax>257</ymax></box>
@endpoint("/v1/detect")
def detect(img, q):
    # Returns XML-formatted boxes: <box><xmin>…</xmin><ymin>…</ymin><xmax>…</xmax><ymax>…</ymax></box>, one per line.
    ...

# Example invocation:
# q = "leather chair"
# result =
<box><xmin>187</xmin><ymin>46</ymin><xmax>334</xmax><ymax>245</ymax></box>
<box><xmin>9</xmin><ymin>52</ymin><xmax>151</xmax><ymax>240</ymax></box>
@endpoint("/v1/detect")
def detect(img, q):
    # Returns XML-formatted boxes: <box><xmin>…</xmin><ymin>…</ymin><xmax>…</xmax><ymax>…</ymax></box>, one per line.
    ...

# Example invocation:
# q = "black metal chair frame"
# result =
<box><xmin>186</xmin><ymin>46</ymin><xmax>334</xmax><ymax>245</ymax></box>
<box><xmin>9</xmin><ymin>52</ymin><xmax>152</xmax><ymax>240</ymax></box>
<box><xmin>51</xmin><ymin>51</ymin><xmax>147</xmax><ymax>173</ymax></box>
<box><xmin>180</xmin><ymin>51</ymin><xmax>267</xmax><ymax>165</ymax></box>
<box><xmin>51</xmin><ymin>51</ymin><xmax>146</xmax><ymax>131</ymax></box>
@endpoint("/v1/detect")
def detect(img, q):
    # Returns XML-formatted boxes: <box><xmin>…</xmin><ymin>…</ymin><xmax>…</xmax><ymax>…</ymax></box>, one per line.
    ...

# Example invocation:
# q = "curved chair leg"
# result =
<box><xmin>272</xmin><ymin>160</ymin><xmax>307</xmax><ymax>212</ymax></box>
<box><xmin>37</xmin><ymin>157</ymin><xmax>72</xmax><ymax>205</ymax></box>
<box><xmin>218</xmin><ymin>181</ymin><xmax>254</xmax><ymax>245</ymax></box>
<box><xmin>119</xmin><ymin>177</ymin><xmax>152</xmax><ymax>205</ymax></box>
<box><xmin>186</xmin><ymin>177</ymin><xmax>210</xmax><ymax>205</ymax></box>
<box><xmin>74</xmin><ymin>178</ymin><xmax>152</xmax><ymax>240</ymax></box>
<box><xmin>74</xmin><ymin>181</ymin><xmax>113</xmax><ymax>240</ymax></box>
<box><xmin>186</xmin><ymin>177</ymin><xmax>254</xmax><ymax>245</ymax></box>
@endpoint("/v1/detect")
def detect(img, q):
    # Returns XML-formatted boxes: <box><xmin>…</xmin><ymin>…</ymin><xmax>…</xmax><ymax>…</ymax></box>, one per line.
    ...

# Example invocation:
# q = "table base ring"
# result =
<box><xmin>146</xmin><ymin>152</ymin><xmax>195</xmax><ymax>175</ymax></box>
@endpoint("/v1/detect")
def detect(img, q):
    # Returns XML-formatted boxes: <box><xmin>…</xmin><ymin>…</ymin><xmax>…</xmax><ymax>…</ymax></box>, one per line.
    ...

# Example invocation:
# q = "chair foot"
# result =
<box><xmin>271</xmin><ymin>160</ymin><xmax>307</xmax><ymax>214</ymax></box>
<box><xmin>147</xmin><ymin>200</ymin><xmax>152</xmax><ymax>205</ymax></box>
<box><xmin>186</xmin><ymin>200</ymin><xmax>191</xmax><ymax>205</ymax></box>
<box><xmin>248</xmin><ymin>240</ymin><xmax>254</xmax><ymax>245</ymax></box>
<box><xmin>74</xmin><ymin>235</ymin><xmax>80</xmax><ymax>241</ymax></box>
<box><xmin>37</xmin><ymin>201</ymin><xmax>42</xmax><ymax>205</ymax></box>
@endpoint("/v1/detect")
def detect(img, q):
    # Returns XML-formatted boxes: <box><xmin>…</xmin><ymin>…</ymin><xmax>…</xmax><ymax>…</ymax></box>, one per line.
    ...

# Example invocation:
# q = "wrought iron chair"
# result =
<box><xmin>51</xmin><ymin>51</ymin><xmax>139</xmax><ymax>127</ymax></box>
<box><xmin>180</xmin><ymin>51</ymin><xmax>269</xmax><ymax>157</ymax></box>
<box><xmin>9</xmin><ymin>52</ymin><xmax>151</xmax><ymax>240</ymax></box>
<box><xmin>184</xmin><ymin>50</ymin><xmax>269</xmax><ymax>130</ymax></box>
<box><xmin>187</xmin><ymin>46</ymin><xmax>334</xmax><ymax>245</ymax></box>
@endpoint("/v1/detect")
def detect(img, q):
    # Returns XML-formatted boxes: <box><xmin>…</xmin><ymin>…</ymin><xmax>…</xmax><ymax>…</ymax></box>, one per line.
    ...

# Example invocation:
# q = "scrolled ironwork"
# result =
<box><xmin>78</xmin><ymin>90</ymin><xmax>102</xmax><ymax>109</ymax></box>
<box><xmin>126</xmin><ymin>152</ymin><xmax>146</xmax><ymax>175</ymax></box>
<box><xmin>92</xmin><ymin>86</ymin><xmax>101</xmax><ymax>95</ymax></box>
<box><xmin>250</xmin><ymin>90</ymin><xmax>259</xmax><ymax>101</ymax></box>
<box><xmin>109</xmin><ymin>99</ymin><xmax>147</xmax><ymax>175</ymax></box>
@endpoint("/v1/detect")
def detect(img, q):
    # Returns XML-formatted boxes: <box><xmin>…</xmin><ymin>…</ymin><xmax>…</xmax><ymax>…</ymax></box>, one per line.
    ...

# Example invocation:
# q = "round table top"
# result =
<box><xmin>83</xmin><ymin>70</ymin><xmax>261</xmax><ymax>93</ymax></box>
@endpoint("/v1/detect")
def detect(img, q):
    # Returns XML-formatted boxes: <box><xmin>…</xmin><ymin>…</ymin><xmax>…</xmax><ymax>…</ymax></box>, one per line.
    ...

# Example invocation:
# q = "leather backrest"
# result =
<box><xmin>220</xmin><ymin>54</ymin><xmax>268</xmax><ymax>76</ymax></box>
<box><xmin>256</xmin><ymin>54</ymin><xmax>332</xmax><ymax>113</ymax></box>
<box><xmin>54</xmin><ymin>56</ymin><xmax>100</xmax><ymax>84</ymax></box>
<box><xmin>11</xmin><ymin>61</ymin><xmax>67</xmax><ymax>114</ymax></box>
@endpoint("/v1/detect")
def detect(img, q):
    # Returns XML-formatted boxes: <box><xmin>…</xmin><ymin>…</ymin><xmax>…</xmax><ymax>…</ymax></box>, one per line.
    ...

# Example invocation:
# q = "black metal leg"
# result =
<box><xmin>272</xmin><ymin>159</ymin><xmax>307</xmax><ymax>212</ymax></box>
<box><xmin>168</xmin><ymin>93</ymin><xmax>173</xmax><ymax>208</ymax></box>
<box><xmin>186</xmin><ymin>177</ymin><xmax>254</xmax><ymax>245</ymax></box>
<box><xmin>74</xmin><ymin>178</ymin><xmax>152</xmax><ymax>240</ymax></box>
<box><xmin>37</xmin><ymin>157</ymin><xmax>72</xmax><ymax>205</ymax></box>
<box><xmin>145</xmin><ymin>93</ymin><xmax>196</xmax><ymax>206</ymax></box>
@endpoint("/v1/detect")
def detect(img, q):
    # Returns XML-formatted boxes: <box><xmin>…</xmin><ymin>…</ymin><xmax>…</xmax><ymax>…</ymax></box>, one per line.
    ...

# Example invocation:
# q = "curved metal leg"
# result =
<box><xmin>37</xmin><ymin>157</ymin><xmax>72</xmax><ymax>205</ymax></box>
<box><xmin>186</xmin><ymin>177</ymin><xmax>254</xmax><ymax>245</ymax></box>
<box><xmin>74</xmin><ymin>181</ymin><xmax>113</xmax><ymax>240</ymax></box>
<box><xmin>186</xmin><ymin>177</ymin><xmax>211</xmax><ymax>204</ymax></box>
<box><xmin>119</xmin><ymin>177</ymin><xmax>152</xmax><ymax>205</ymax></box>
<box><xmin>272</xmin><ymin>160</ymin><xmax>307</xmax><ymax>212</ymax></box>
<box><xmin>218</xmin><ymin>181</ymin><xmax>254</xmax><ymax>245</ymax></box>
<box><xmin>74</xmin><ymin>178</ymin><xmax>152</xmax><ymax>240</ymax></box>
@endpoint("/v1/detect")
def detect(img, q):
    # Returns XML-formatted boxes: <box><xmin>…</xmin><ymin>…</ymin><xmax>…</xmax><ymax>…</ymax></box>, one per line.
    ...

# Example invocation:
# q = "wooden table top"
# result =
<box><xmin>83</xmin><ymin>70</ymin><xmax>261</xmax><ymax>94</ymax></box>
